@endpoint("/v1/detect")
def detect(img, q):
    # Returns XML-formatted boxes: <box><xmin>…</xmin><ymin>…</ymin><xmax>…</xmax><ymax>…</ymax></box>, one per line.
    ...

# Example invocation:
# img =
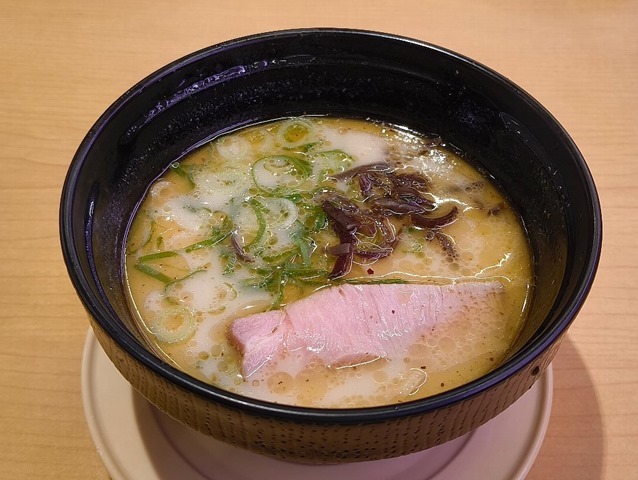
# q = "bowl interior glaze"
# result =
<box><xmin>60</xmin><ymin>29</ymin><xmax>601</xmax><ymax>463</ymax></box>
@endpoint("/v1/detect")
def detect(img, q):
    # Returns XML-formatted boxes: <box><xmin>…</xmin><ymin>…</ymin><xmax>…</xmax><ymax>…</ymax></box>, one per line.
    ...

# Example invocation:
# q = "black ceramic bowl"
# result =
<box><xmin>60</xmin><ymin>29</ymin><xmax>601</xmax><ymax>463</ymax></box>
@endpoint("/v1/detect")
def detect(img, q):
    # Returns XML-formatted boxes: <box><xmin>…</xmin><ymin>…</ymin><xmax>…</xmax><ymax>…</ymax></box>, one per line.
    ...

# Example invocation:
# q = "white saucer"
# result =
<box><xmin>81</xmin><ymin>330</ymin><xmax>552</xmax><ymax>480</ymax></box>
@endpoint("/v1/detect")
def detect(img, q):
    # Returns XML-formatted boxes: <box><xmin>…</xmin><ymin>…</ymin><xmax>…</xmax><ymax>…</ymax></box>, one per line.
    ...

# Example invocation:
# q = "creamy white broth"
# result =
<box><xmin>125</xmin><ymin>117</ymin><xmax>532</xmax><ymax>407</ymax></box>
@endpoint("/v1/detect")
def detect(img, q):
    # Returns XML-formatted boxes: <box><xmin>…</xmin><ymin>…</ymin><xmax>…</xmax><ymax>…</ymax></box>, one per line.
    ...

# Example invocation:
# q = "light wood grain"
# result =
<box><xmin>1</xmin><ymin>0</ymin><xmax>636</xmax><ymax>478</ymax></box>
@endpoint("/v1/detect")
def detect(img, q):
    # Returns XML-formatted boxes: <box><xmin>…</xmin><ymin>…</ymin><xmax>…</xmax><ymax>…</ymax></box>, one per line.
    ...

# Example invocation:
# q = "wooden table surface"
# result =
<box><xmin>1</xmin><ymin>1</ymin><xmax>636</xmax><ymax>478</ymax></box>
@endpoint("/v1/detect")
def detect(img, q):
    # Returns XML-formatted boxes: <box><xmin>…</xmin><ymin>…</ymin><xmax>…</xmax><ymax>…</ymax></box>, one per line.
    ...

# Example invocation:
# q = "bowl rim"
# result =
<box><xmin>60</xmin><ymin>27</ymin><xmax>602</xmax><ymax>423</ymax></box>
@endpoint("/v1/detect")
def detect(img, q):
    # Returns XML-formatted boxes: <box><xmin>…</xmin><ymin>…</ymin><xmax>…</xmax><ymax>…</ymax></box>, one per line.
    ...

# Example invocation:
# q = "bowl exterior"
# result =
<box><xmin>90</xmin><ymin>315</ymin><xmax>559</xmax><ymax>463</ymax></box>
<box><xmin>61</xmin><ymin>28</ymin><xmax>601</xmax><ymax>464</ymax></box>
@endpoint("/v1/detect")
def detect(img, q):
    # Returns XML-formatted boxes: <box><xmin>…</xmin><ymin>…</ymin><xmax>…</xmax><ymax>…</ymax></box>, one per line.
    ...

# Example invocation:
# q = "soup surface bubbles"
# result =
<box><xmin>125</xmin><ymin>117</ymin><xmax>532</xmax><ymax>408</ymax></box>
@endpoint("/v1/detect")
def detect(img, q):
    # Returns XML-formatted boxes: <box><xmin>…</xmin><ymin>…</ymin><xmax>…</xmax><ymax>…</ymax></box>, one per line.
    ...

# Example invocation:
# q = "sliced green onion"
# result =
<box><xmin>138</xmin><ymin>250</ymin><xmax>179</xmax><ymax>263</ymax></box>
<box><xmin>147</xmin><ymin>306</ymin><xmax>196</xmax><ymax>343</ymax></box>
<box><xmin>311</xmin><ymin>149</ymin><xmax>353</xmax><ymax>179</ymax></box>
<box><xmin>163</xmin><ymin>268</ymin><xmax>207</xmax><ymax>290</ymax></box>
<box><xmin>269</xmin><ymin>268</ymin><xmax>285</xmax><ymax>309</ymax></box>
<box><xmin>183</xmin><ymin>213</ymin><xmax>233</xmax><ymax>253</ymax></box>
<box><xmin>283</xmin><ymin>264</ymin><xmax>327</xmax><ymax>279</ymax></box>
<box><xmin>126</xmin><ymin>212</ymin><xmax>154</xmax><ymax>254</ymax></box>
<box><xmin>261</xmin><ymin>248</ymin><xmax>297</xmax><ymax>265</ymax></box>
<box><xmin>277</xmin><ymin>118</ymin><xmax>314</xmax><ymax>147</ymax></box>
<box><xmin>216</xmin><ymin>135</ymin><xmax>251</xmax><ymax>161</ymax></box>
<box><xmin>246</xmin><ymin>198</ymin><xmax>267</xmax><ymax>248</ymax></box>
<box><xmin>194</xmin><ymin>167</ymin><xmax>251</xmax><ymax>200</ymax></box>
<box><xmin>135</xmin><ymin>248</ymin><xmax>191</xmax><ymax>284</ymax></box>
<box><xmin>292</xmin><ymin>232</ymin><xmax>315</xmax><ymax>266</ymax></box>
<box><xmin>285</xmin><ymin>141</ymin><xmax>322</xmax><ymax>153</ymax></box>
<box><xmin>259</xmin><ymin>197</ymin><xmax>299</xmax><ymax>230</ymax></box>
<box><xmin>183</xmin><ymin>230</ymin><xmax>230</xmax><ymax>253</ymax></box>
<box><xmin>311</xmin><ymin>208</ymin><xmax>328</xmax><ymax>232</ymax></box>
<box><xmin>220</xmin><ymin>250</ymin><xmax>238</xmax><ymax>275</ymax></box>
<box><xmin>251</xmin><ymin>155</ymin><xmax>309</xmax><ymax>191</ymax></box>
<box><xmin>169</xmin><ymin>162</ymin><xmax>195</xmax><ymax>188</ymax></box>
<box><xmin>134</xmin><ymin>263</ymin><xmax>174</xmax><ymax>284</ymax></box>
<box><xmin>286</xmin><ymin>156</ymin><xmax>313</xmax><ymax>179</ymax></box>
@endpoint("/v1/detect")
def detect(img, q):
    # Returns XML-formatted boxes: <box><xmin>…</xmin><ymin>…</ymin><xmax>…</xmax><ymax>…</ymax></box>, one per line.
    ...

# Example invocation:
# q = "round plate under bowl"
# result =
<box><xmin>82</xmin><ymin>331</ymin><xmax>553</xmax><ymax>480</ymax></box>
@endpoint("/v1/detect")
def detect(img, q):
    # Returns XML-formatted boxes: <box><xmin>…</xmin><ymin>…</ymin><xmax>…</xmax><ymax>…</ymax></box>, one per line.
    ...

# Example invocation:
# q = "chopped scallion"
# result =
<box><xmin>138</xmin><ymin>250</ymin><xmax>179</xmax><ymax>263</ymax></box>
<box><xmin>134</xmin><ymin>263</ymin><xmax>174</xmax><ymax>284</ymax></box>
<box><xmin>169</xmin><ymin>162</ymin><xmax>195</xmax><ymax>188</ymax></box>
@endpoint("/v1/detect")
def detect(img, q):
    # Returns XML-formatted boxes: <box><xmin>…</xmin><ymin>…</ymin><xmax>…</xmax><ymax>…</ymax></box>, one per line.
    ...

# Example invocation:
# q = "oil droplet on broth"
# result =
<box><xmin>268</xmin><ymin>372</ymin><xmax>294</xmax><ymax>395</ymax></box>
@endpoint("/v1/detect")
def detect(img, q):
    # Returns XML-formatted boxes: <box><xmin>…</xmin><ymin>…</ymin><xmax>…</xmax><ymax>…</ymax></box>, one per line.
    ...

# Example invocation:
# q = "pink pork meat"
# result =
<box><xmin>228</xmin><ymin>281</ymin><xmax>504</xmax><ymax>377</ymax></box>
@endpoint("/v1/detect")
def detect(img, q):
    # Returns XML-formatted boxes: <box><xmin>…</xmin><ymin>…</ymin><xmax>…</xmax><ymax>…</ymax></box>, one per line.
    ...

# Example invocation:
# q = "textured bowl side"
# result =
<box><xmin>90</xmin><ymin>316</ymin><xmax>560</xmax><ymax>463</ymax></box>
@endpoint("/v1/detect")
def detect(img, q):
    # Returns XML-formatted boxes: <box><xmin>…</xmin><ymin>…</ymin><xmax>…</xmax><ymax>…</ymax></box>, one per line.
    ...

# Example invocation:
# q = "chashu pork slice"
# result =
<box><xmin>228</xmin><ymin>281</ymin><xmax>505</xmax><ymax>377</ymax></box>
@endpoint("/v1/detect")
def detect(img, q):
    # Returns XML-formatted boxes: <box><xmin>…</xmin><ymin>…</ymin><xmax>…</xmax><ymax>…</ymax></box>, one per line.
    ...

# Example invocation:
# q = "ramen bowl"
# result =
<box><xmin>60</xmin><ymin>29</ymin><xmax>601</xmax><ymax>464</ymax></box>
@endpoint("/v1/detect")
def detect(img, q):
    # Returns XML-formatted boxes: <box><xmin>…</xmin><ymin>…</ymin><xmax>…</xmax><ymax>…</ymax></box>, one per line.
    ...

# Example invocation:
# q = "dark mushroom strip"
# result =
<box><xmin>390</xmin><ymin>172</ymin><xmax>430</xmax><ymax>191</ymax></box>
<box><xmin>370</xmin><ymin>197</ymin><xmax>430</xmax><ymax>215</ymax></box>
<box><xmin>332</xmin><ymin>162</ymin><xmax>394</xmax><ymax>181</ymax></box>
<box><xmin>327</xmin><ymin>250</ymin><xmax>354</xmax><ymax>279</ymax></box>
<box><xmin>326</xmin><ymin>242</ymin><xmax>354</xmax><ymax>256</ymax></box>
<box><xmin>319</xmin><ymin>192</ymin><xmax>381</xmax><ymax>239</ymax></box>
<box><xmin>333</xmin><ymin>162</ymin><xmax>396</xmax><ymax>197</ymax></box>
<box><xmin>318</xmin><ymin>191</ymin><xmax>360</xmax><ymax>213</ymax></box>
<box><xmin>322</xmin><ymin>162</ymin><xmax>461</xmax><ymax>277</ymax></box>
<box><xmin>353</xmin><ymin>244</ymin><xmax>394</xmax><ymax>260</ymax></box>
<box><xmin>393</xmin><ymin>186</ymin><xmax>436</xmax><ymax>211</ymax></box>
<box><xmin>326</xmin><ymin>242</ymin><xmax>355</xmax><ymax>279</ymax></box>
<box><xmin>357</xmin><ymin>172</ymin><xmax>393</xmax><ymax>198</ymax></box>
<box><xmin>320</xmin><ymin>195</ymin><xmax>360</xmax><ymax>279</ymax></box>
<box><xmin>359</xmin><ymin>171</ymin><xmax>394</xmax><ymax>197</ymax></box>
<box><xmin>320</xmin><ymin>199</ymin><xmax>359</xmax><ymax>240</ymax></box>
<box><xmin>411</xmin><ymin>206</ymin><xmax>459</xmax><ymax>230</ymax></box>
<box><xmin>353</xmin><ymin>218</ymin><xmax>398</xmax><ymax>260</ymax></box>
<box><xmin>230</xmin><ymin>232</ymin><xmax>254</xmax><ymax>263</ymax></box>
<box><xmin>357</xmin><ymin>172</ymin><xmax>376</xmax><ymax>197</ymax></box>
<box><xmin>376</xmin><ymin>217</ymin><xmax>397</xmax><ymax>246</ymax></box>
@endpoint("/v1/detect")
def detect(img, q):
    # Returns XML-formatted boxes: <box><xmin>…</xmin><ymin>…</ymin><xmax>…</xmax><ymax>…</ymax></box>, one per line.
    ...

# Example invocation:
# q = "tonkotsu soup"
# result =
<box><xmin>124</xmin><ymin>117</ymin><xmax>533</xmax><ymax>408</ymax></box>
